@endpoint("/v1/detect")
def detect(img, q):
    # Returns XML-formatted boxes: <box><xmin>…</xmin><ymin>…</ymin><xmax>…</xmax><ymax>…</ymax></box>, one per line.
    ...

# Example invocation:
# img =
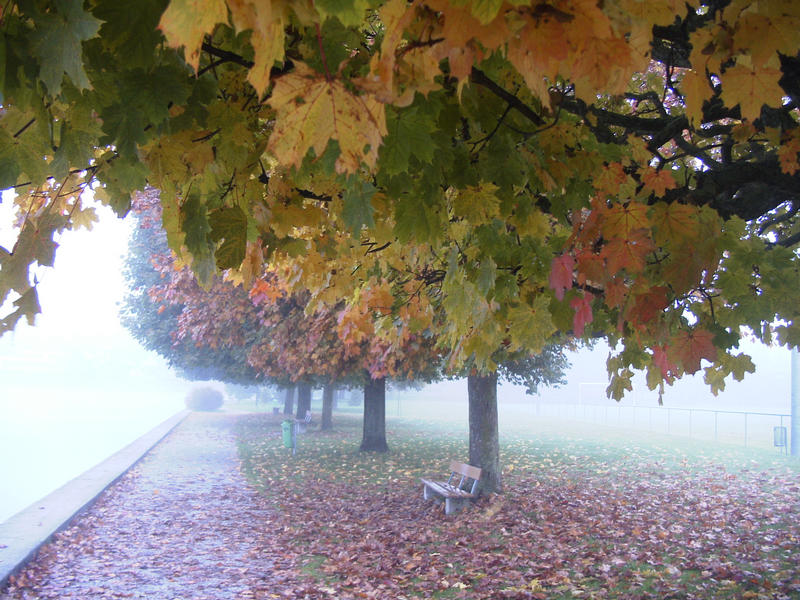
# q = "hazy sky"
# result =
<box><xmin>0</xmin><ymin>195</ymin><xmax>189</xmax><ymax>522</ymax></box>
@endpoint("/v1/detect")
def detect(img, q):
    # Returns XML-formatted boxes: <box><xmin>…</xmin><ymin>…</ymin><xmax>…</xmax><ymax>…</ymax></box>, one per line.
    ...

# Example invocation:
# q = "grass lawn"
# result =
<box><xmin>236</xmin><ymin>410</ymin><xmax>800</xmax><ymax>599</ymax></box>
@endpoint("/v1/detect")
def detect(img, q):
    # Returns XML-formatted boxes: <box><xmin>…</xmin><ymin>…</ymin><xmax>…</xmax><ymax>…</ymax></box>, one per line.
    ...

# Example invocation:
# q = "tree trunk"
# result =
<box><xmin>468</xmin><ymin>372</ymin><xmax>502</xmax><ymax>494</ymax></box>
<box><xmin>321</xmin><ymin>384</ymin><xmax>334</xmax><ymax>431</ymax></box>
<box><xmin>283</xmin><ymin>386</ymin><xmax>295</xmax><ymax>415</ymax></box>
<box><xmin>360</xmin><ymin>376</ymin><xmax>388</xmax><ymax>452</ymax></box>
<box><xmin>296</xmin><ymin>382</ymin><xmax>312</xmax><ymax>420</ymax></box>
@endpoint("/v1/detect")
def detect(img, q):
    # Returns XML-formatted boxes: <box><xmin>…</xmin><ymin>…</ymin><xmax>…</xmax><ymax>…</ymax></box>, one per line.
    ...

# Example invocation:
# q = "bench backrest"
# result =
<box><xmin>447</xmin><ymin>461</ymin><xmax>481</xmax><ymax>494</ymax></box>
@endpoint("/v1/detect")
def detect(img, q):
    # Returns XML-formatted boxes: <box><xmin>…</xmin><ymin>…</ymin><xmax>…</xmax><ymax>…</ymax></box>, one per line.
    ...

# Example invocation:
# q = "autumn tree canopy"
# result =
<box><xmin>2</xmin><ymin>0</ymin><xmax>800</xmax><ymax>399</ymax></box>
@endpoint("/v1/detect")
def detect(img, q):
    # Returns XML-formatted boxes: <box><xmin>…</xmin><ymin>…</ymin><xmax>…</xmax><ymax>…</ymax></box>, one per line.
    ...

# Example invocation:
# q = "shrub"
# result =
<box><xmin>185</xmin><ymin>387</ymin><xmax>224</xmax><ymax>411</ymax></box>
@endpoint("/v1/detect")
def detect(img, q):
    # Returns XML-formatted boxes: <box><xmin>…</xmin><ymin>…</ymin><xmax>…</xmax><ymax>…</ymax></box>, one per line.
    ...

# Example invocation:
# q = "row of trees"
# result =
<box><xmin>2</xmin><ymin>1</ymin><xmax>800</xmax><ymax>488</ymax></box>
<box><xmin>122</xmin><ymin>188</ymin><xmax>570</xmax><ymax>490</ymax></box>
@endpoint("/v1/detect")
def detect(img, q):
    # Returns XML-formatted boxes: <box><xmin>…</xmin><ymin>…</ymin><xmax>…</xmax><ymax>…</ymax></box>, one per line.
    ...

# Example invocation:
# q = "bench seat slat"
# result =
<box><xmin>420</xmin><ymin>478</ymin><xmax>476</xmax><ymax>498</ymax></box>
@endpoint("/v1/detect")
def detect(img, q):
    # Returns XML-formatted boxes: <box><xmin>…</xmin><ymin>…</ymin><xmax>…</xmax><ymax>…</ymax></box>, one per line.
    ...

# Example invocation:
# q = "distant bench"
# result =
<box><xmin>421</xmin><ymin>461</ymin><xmax>482</xmax><ymax>515</ymax></box>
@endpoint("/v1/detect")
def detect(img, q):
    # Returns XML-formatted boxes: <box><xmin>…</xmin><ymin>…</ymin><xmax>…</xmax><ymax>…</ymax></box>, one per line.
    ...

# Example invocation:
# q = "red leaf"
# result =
<box><xmin>652</xmin><ymin>344</ymin><xmax>677</xmax><ymax>378</ymax></box>
<box><xmin>549</xmin><ymin>254</ymin><xmax>574</xmax><ymax>300</ymax></box>
<box><xmin>570</xmin><ymin>292</ymin><xmax>593</xmax><ymax>336</ymax></box>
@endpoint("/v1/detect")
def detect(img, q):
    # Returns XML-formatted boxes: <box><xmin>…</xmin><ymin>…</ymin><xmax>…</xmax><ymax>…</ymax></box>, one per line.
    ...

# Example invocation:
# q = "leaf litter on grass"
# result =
<box><xmin>238</xmin><ymin>413</ymin><xmax>800</xmax><ymax>599</ymax></box>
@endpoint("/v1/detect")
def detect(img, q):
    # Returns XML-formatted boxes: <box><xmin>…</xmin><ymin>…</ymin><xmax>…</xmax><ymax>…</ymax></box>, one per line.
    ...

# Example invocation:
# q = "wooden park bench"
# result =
<box><xmin>421</xmin><ymin>461</ymin><xmax>482</xmax><ymax>515</ymax></box>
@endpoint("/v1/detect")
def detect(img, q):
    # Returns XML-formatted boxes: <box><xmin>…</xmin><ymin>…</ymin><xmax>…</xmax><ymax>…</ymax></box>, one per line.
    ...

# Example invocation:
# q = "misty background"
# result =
<box><xmin>0</xmin><ymin>199</ymin><xmax>791</xmax><ymax>523</ymax></box>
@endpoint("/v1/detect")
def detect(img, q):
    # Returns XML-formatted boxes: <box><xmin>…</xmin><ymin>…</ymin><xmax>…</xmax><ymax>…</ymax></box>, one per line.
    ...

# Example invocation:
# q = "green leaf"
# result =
<box><xmin>0</xmin><ymin>245</ymin><xmax>30</xmax><ymax>304</ymax></box>
<box><xmin>315</xmin><ymin>0</ymin><xmax>370</xmax><ymax>27</ymax></box>
<box><xmin>181</xmin><ymin>193</ymin><xmax>212</xmax><ymax>258</ymax></box>
<box><xmin>98</xmin><ymin>156</ymin><xmax>147</xmax><ymax>215</ymax></box>
<box><xmin>30</xmin><ymin>0</ymin><xmax>102</xmax><ymax>95</ymax></box>
<box><xmin>606</xmin><ymin>368</ymin><xmax>633</xmax><ymax>400</ymax></box>
<box><xmin>93</xmin><ymin>0</ymin><xmax>169</xmax><ymax>69</ymax></box>
<box><xmin>341</xmin><ymin>179</ymin><xmax>376</xmax><ymax>236</ymax></box>
<box><xmin>209</xmin><ymin>206</ymin><xmax>248</xmax><ymax>269</ymax></box>
<box><xmin>394</xmin><ymin>194</ymin><xmax>442</xmax><ymax>245</ymax></box>
<box><xmin>0</xmin><ymin>33</ymin><xmax>6</xmax><ymax>102</ymax></box>
<box><xmin>0</xmin><ymin>286</ymin><xmax>41</xmax><ymax>334</ymax></box>
<box><xmin>475</xmin><ymin>257</ymin><xmax>497</xmax><ymax>297</ymax></box>
<box><xmin>452</xmin><ymin>0</ymin><xmax>504</xmax><ymax>24</ymax></box>
<box><xmin>379</xmin><ymin>104</ymin><xmax>438</xmax><ymax>176</ymax></box>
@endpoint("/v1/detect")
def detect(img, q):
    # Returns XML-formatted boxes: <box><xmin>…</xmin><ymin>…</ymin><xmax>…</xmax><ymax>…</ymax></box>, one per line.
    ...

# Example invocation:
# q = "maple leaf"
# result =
<box><xmin>570</xmin><ymin>292</ymin><xmax>593</xmax><ymax>337</ymax></box>
<box><xmin>668</xmin><ymin>327</ymin><xmax>717</xmax><ymax>374</ymax></box>
<box><xmin>650</xmin><ymin>202</ymin><xmax>700</xmax><ymax>247</ymax></box>
<box><xmin>602</xmin><ymin>229</ymin><xmax>654</xmax><ymax>275</ymax></box>
<box><xmin>315</xmin><ymin>0</ymin><xmax>370</xmax><ymax>27</ymax></box>
<box><xmin>720</xmin><ymin>64</ymin><xmax>784</xmax><ymax>122</ymax></box>
<box><xmin>227</xmin><ymin>0</ymin><xmax>287</xmax><ymax>97</ymax></box>
<box><xmin>341</xmin><ymin>179</ymin><xmax>376</xmax><ymax>235</ymax></box>
<box><xmin>601</xmin><ymin>201</ymin><xmax>649</xmax><ymax>240</ymax></box>
<box><xmin>625</xmin><ymin>286</ymin><xmax>669</xmax><ymax>325</ymax></box>
<box><xmin>208</xmin><ymin>206</ymin><xmax>248</xmax><ymax>270</ymax></box>
<box><xmin>549</xmin><ymin>254</ymin><xmax>574</xmax><ymax>301</ymax></box>
<box><xmin>30</xmin><ymin>0</ymin><xmax>102</xmax><ymax>95</ymax></box>
<box><xmin>679</xmin><ymin>69</ymin><xmax>711</xmax><ymax>126</ymax></box>
<box><xmin>268</xmin><ymin>62</ymin><xmax>387</xmax><ymax>174</ymax></box>
<box><xmin>603</xmin><ymin>277</ymin><xmax>628</xmax><ymax>310</ymax></box>
<box><xmin>640</xmin><ymin>168</ymin><xmax>678</xmax><ymax>197</ymax></box>
<box><xmin>158</xmin><ymin>0</ymin><xmax>228</xmax><ymax>71</ymax></box>
<box><xmin>652</xmin><ymin>344</ymin><xmax>677</xmax><ymax>378</ymax></box>
<box><xmin>777</xmin><ymin>134</ymin><xmax>800</xmax><ymax>176</ymax></box>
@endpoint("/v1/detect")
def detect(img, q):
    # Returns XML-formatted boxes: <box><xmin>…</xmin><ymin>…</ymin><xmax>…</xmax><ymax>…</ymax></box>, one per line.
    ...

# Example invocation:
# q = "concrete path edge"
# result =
<box><xmin>0</xmin><ymin>410</ymin><xmax>191</xmax><ymax>588</ymax></box>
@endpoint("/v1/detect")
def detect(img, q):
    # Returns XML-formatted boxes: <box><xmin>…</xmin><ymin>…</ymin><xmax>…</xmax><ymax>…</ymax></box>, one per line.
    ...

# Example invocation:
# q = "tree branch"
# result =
<box><xmin>470</xmin><ymin>67</ymin><xmax>545</xmax><ymax>126</ymax></box>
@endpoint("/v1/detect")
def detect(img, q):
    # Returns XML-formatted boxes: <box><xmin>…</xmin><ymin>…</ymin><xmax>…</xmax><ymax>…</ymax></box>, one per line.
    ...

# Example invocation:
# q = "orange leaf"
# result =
<box><xmin>601</xmin><ymin>201</ymin><xmax>649</xmax><ymax>239</ymax></box>
<box><xmin>668</xmin><ymin>328</ymin><xmax>718</xmax><ymax>374</ymax></box>
<box><xmin>641</xmin><ymin>168</ymin><xmax>678</xmax><ymax>197</ymax></box>
<box><xmin>603</xmin><ymin>277</ymin><xmax>627</xmax><ymax>309</ymax></box>
<box><xmin>602</xmin><ymin>229</ymin><xmax>654</xmax><ymax>275</ymax></box>
<box><xmin>625</xmin><ymin>286</ymin><xmax>669</xmax><ymax>325</ymax></box>
<box><xmin>778</xmin><ymin>134</ymin><xmax>800</xmax><ymax>176</ymax></box>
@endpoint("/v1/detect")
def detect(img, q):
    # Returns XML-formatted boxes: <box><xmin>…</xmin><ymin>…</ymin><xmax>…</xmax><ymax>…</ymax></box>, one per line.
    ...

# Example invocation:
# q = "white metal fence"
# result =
<box><xmin>532</xmin><ymin>402</ymin><xmax>791</xmax><ymax>452</ymax></box>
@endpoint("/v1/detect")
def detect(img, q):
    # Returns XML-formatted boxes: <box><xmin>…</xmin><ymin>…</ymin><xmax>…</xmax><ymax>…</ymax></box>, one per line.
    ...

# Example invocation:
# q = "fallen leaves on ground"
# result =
<box><xmin>4</xmin><ymin>412</ymin><xmax>800</xmax><ymax>599</ymax></box>
<box><xmin>238</xmin><ymin>414</ymin><xmax>800</xmax><ymax>599</ymax></box>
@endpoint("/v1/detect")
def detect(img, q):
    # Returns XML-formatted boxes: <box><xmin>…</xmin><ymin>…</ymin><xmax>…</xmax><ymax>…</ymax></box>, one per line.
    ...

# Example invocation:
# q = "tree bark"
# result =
<box><xmin>296</xmin><ymin>382</ymin><xmax>312</xmax><ymax>420</ymax></box>
<box><xmin>321</xmin><ymin>384</ymin><xmax>334</xmax><ymax>431</ymax></box>
<box><xmin>283</xmin><ymin>386</ymin><xmax>295</xmax><ymax>415</ymax></box>
<box><xmin>468</xmin><ymin>372</ymin><xmax>502</xmax><ymax>494</ymax></box>
<box><xmin>360</xmin><ymin>376</ymin><xmax>388</xmax><ymax>452</ymax></box>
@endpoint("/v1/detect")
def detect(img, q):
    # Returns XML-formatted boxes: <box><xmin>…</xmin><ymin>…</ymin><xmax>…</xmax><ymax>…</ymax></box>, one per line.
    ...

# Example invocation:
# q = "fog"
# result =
<box><xmin>0</xmin><ymin>196</ymin><xmax>792</xmax><ymax>523</ymax></box>
<box><xmin>0</xmin><ymin>204</ymin><xmax>188</xmax><ymax>523</ymax></box>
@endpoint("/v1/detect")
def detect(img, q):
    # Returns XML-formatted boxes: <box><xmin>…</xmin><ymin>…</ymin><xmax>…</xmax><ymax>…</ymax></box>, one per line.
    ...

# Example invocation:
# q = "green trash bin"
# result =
<box><xmin>281</xmin><ymin>420</ymin><xmax>295</xmax><ymax>449</ymax></box>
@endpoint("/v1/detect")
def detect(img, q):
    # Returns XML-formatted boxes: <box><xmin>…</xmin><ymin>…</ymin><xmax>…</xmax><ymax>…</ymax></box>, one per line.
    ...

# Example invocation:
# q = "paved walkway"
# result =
<box><xmin>0</xmin><ymin>413</ymin><xmax>291</xmax><ymax>600</ymax></box>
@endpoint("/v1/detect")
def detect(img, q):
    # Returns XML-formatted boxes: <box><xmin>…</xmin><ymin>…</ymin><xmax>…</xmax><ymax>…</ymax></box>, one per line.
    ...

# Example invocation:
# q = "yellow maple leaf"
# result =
<box><xmin>650</xmin><ymin>202</ymin><xmax>700</xmax><ymax>247</ymax></box>
<box><xmin>158</xmin><ymin>0</ymin><xmax>228</xmax><ymax>71</ymax></box>
<box><xmin>268</xmin><ymin>62</ymin><xmax>387</xmax><ymax>174</ymax></box>
<box><xmin>679</xmin><ymin>69</ymin><xmax>711</xmax><ymax>126</ymax></box>
<box><xmin>720</xmin><ymin>64</ymin><xmax>784</xmax><ymax>122</ymax></box>
<box><xmin>228</xmin><ymin>0</ymin><xmax>288</xmax><ymax>97</ymax></box>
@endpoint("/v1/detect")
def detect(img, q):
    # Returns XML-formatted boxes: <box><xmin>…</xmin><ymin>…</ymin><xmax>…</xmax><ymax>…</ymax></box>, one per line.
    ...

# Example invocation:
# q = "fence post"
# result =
<box><xmin>744</xmin><ymin>412</ymin><xmax>749</xmax><ymax>447</ymax></box>
<box><xmin>792</xmin><ymin>348</ymin><xmax>800</xmax><ymax>456</ymax></box>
